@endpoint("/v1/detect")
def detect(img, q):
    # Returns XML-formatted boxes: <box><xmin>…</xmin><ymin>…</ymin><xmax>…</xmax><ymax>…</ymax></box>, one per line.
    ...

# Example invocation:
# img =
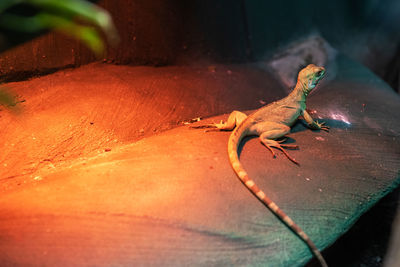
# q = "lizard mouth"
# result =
<box><xmin>307</xmin><ymin>68</ymin><xmax>326</xmax><ymax>92</ymax></box>
<box><xmin>312</xmin><ymin>68</ymin><xmax>326</xmax><ymax>87</ymax></box>
<box><xmin>298</xmin><ymin>65</ymin><xmax>326</xmax><ymax>95</ymax></box>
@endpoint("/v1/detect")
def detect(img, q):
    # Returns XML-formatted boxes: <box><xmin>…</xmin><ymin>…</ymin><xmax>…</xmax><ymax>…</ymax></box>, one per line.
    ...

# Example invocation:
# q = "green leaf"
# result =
<box><xmin>36</xmin><ymin>12</ymin><xmax>105</xmax><ymax>56</ymax></box>
<box><xmin>0</xmin><ymin>13</ymin><xmax>45</xmax><ymax>32</ymax></box>
<box><xmin>0</xmin><ymin>0</ymin><xmax>119</xmax><ymax>55</ymax></box>
<box><xmin>28</xmin><ymin>0</ymin><xmax>119</xmax><ymax>44</ymax></box>
<box><xmin>0</xmin><ymin>0</ymin><xmax>23</xmax><ymax>13</ymax></box>
<box><xmin>0</xmin><ymin>87</ymin><xmax>16</xmax><ymax>107</ymax></box>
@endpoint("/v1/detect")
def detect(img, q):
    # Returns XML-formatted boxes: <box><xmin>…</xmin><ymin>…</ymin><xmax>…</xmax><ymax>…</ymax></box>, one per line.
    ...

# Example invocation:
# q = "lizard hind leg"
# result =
<box><xmin>193</xmin><ymin>110</ymin><xmax>247</xmax><ymax>131</ymax></box>
<box><xmin>258</xmin><ymin>126</ymin><xmax>299</xmax><ymax>164</ymax></box>
<box><xmin>215</xmin><ymin>110</ymin><xmax>247</xmax><ymax>130</ymax></box>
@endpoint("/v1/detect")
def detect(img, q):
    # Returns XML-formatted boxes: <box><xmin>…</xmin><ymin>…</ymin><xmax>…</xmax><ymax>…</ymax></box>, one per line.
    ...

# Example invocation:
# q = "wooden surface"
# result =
<box><xmin>0</xmin><ymin>56</ymin><xmax>399</xmax><ymax>266</ymax></box>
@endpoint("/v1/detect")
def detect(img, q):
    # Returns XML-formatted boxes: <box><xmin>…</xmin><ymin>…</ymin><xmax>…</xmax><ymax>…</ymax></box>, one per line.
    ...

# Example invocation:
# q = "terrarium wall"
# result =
<box><xmin>0</xmin><ymin>0</ymin><xmax>399</xmax><ymax>91</ymax></box>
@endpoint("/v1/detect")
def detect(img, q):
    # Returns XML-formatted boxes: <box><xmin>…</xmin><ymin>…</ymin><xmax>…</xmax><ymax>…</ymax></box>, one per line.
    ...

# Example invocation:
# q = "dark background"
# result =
<box><xmin>0</xmin><ymin>0</ymin><xmax>399</xmax><ymax>93</ymax></box>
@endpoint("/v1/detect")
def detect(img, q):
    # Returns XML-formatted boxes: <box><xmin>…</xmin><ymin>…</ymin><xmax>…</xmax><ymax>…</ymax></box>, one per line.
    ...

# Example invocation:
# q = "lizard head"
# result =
<box><xmin>297</xmin><ymin>64</ymin><xmax>325</xmax><ymax>96</ymax></box>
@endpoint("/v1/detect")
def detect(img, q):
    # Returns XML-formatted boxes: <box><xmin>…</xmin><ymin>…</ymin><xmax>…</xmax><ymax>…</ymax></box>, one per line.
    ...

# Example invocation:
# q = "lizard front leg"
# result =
<box><xmin>302</xmin><ymin>110</ymin><xmax>329</xmax><ymax>132</ymax></box>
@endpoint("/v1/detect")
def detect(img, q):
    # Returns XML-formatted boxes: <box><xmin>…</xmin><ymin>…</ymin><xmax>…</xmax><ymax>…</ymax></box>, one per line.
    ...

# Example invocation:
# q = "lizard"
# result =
<box><xmin>192</xmin><ymin>64</ymin><xmax>329</xmax><ymax>266</ymax></box>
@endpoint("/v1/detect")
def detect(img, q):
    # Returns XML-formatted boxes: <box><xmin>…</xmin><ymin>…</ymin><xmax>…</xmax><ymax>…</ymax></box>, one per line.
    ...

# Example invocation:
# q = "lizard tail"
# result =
<box><xmin>227</xmin><ymin>126</ymin><xmax>328</xmax><ymax>267</ymax></box>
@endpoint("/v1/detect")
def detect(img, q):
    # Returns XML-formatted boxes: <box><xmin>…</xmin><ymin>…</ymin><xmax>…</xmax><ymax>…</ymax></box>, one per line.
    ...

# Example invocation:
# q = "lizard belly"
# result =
<box><xmin>261</xmin><ymin>107</ymin><xmax>301</xmax><ymax>126</ymax></box>
<box><xmin>247</xmin><ymin>102</ymin><xmax>303</xmax><ymax>134</ymax></box>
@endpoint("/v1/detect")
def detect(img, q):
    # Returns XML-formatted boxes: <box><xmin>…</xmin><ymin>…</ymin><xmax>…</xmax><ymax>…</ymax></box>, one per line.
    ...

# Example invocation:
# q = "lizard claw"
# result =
<box><xmin>314</xmin><ymin>120</ymin><xmax>330</xmax><ymax>132</ymax></box>
<box><xmin>280</xmin><ymin>144</ymin><xmax>299</xmax><ymax>149</ymax></box>
<box><xmin>260</xmin><ymin>139</ymin><xmax>299</xmax><ymax>165</ymax></box>
<box><xmin>189</xmin><ymin>124</ymin><xmax>216</xmax><ymax>129</ymax></box>
<box><xmin>276</xmin><ymin>137</ymin><xmax>287</xmax><ymax>144</ymax></box>
<box><xmin>321</xmin><ymin>126</ymin><xmax>330</xmax><ymax>132</ymax></box>
<box><xmin>214</xmin><ymin>120</ymin><xmax>227</xmax><ymax>129</ymax></box>
<box><xmin>275</xmin><ymin>145</ymin><xmax>299</xmax><ymax>165</ymax></box>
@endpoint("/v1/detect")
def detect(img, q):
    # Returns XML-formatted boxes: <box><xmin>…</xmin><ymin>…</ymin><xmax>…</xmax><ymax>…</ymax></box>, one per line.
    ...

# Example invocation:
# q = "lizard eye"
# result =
<box><xmin>316</xmin><ymin>70</ymin><xmax>324</xmax><ymax>77</ymax></box>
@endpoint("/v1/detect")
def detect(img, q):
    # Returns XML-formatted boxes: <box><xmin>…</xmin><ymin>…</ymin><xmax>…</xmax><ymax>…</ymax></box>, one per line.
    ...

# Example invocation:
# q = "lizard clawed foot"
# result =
<box><xmin>314</xmin><ymin>121</ymin><xmax>330</xmax><ymax>132</ymax></box>
<box><xmin>189</xmin><ymin>124</ymin><xmax>217</xmax><ymax>129</ymax></box>
<box><xmin>190</xmin><ymin>120</ymin><xmax>226</xmax><ymax>131</ymax></box>
<box><xmin>321</xmin><ymin>126</ymin><xmax>330</xmax><ymax>132</ymax></box>
<box><xmin>276</xmin><ymin>137</ymin><xmax>299</xmax><ymax>149</ymax></box>
<box><xmin>260</xmin><ymin>138</ymin><xmax>299</xmax><ymax>165</ymax></box>
<box><xmin>280</xmin><ymin>144</ymin><xmax>299</xmax><ymax>149</ymax></box>
<box><xmin>263</xmin><ymin>143</ymin><xmax>277</xmax><ymax>158</ymax></box>
<box><xmin>273</xmin><ymin>145</ymin><xmax>299</xmax><ymax>165</ymax></box>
